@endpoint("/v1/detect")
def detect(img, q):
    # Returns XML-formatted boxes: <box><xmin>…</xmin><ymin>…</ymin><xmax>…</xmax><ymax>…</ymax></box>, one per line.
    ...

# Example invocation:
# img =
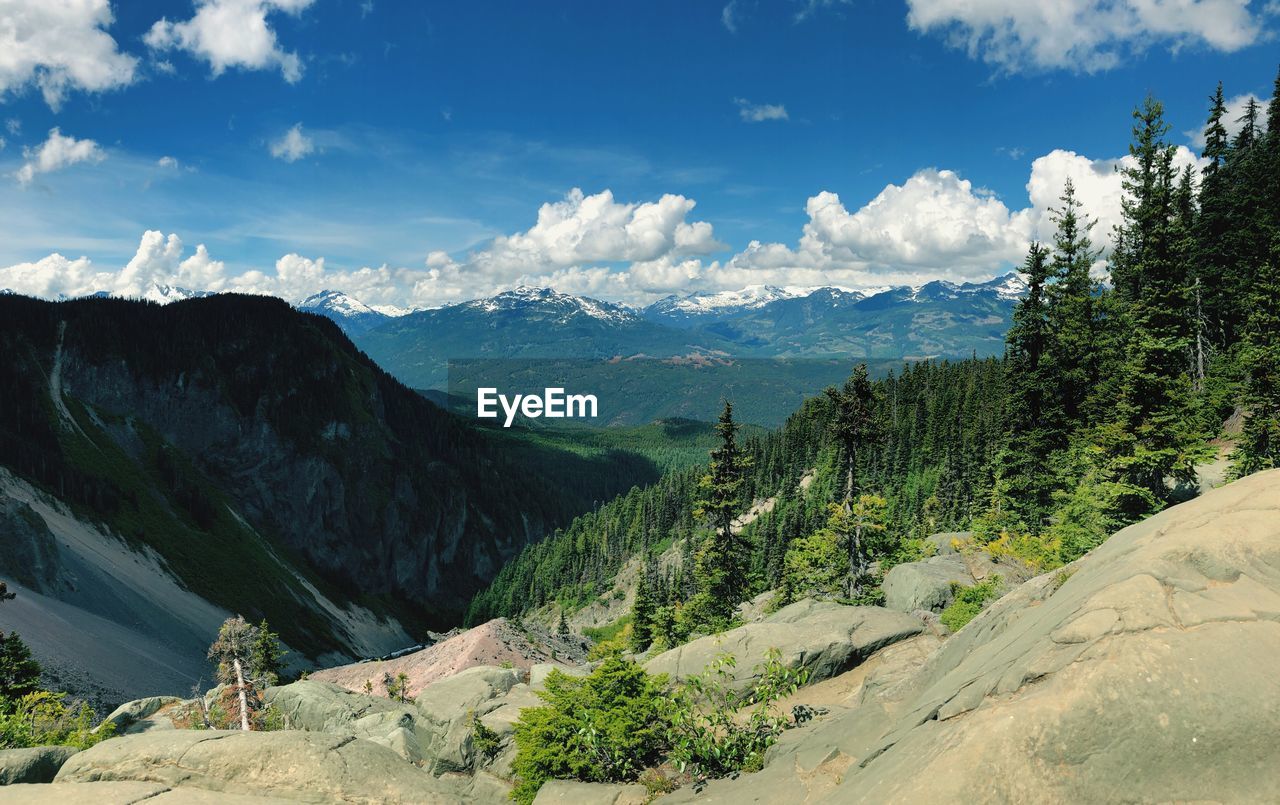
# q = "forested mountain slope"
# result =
<box><xmin>0</xmin><ymin>294</ymin><xmax>655</xmax><ymax>673</ymax></box>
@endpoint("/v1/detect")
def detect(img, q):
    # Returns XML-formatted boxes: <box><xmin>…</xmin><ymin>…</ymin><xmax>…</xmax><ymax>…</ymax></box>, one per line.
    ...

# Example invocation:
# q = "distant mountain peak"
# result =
<box><xmin>465</xmin><ymin>286</ymin><xmax>638</xmax><ymax>323</ymax></box>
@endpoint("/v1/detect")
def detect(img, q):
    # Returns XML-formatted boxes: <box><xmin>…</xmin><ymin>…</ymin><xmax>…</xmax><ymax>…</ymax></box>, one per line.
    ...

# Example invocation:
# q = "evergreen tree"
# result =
<box><xmin>556</xmin><ymin>609</ymin><xmax>569</xmax><ymax>637</ymax></box>
<box><xmin>1046</xmin><ymin>179</ymin><xmax>1100</xmax><ymax>423</ymax></box>
<box><xmin>825</xmin><ymin>364</ymin><xmax>877</xmax><ymax>506</ymax></box>
<box><xmin>0</xmin><ymin>633</ymin><xmax>42</xmax><ymax>710</ymax></box>
<box><xmin>249</xmin><ymin>619</ymin><xmax>286</xmax><ymax>688</ymax></box>
<box><xmin>629</xmin><ymin>558</ymin><xmax>656</xmax><ymax>651</ymax></box>
<box><xmin>1197</xmin><ymin>82</ymin><xmax>1234</xmax><ymax>348</ymax></box>
<box><xmin>1102</xmin><ymin>96</ymin><xmax>1206</xmax><ymax>513</ymax></box>
<box><xmin>687</xmin><ymin>401</ymin><xmax>752</xmax><ymax>628</ymax></box>
<box><xmin>992</xmin><ymin>243</ymin><xmax>1059</xmax><ymax>532</ymax></box>
<box><xmin>208</xmin><ymin>616</ymin><xmax>260</xmax><ymax>731</ymax></box>
<box><xmin>1232</xmin><ymin>238</ymin><xmax>1280</xmax><ymax>476</ymax></box>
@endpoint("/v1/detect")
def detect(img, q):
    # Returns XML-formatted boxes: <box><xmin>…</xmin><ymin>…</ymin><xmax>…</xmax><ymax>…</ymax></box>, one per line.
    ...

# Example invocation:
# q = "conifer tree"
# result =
<box><xmin>1101</xmin><ymin>96</ymin><xmax>1206</xmax><ymax>514</ymax></box>
<box><xmin>249</xmin><ymin>619</ymin><xmax>286</xmax><ymax>688</ymax></box>
<box><xmin>992</xmin><ymin>243</ymin><xmax>1058</xmax><ymax>532</ymax></box>
<box><xmin>556</xmin><ymin>609</ymin><xmax>569</xmax><ymax>637</ymax></box>
<box><xmin>1046</xmin><ymin>179</ymin><xmax>1100</xmax><ymax>423</ymax></box>
<box><xmin>688</xmin><ymin>401</ymin><xmax>752</xmax><ymax>628</ymax></box>
<box><xmin>1232</xmin><ymin>238</ymin><xmax>1280</xmax><ymax>476</ymax></box>
<box><xmin>629</xmin><ymin>558</ymin><xmax>656</xmax><ymax>651</ymax></box>
<box><xmin>208</xmin><ymin>616</ymin><xmax>260</xmax><ymax>731</ymax></box>
<box><xmin>825</xmin><ymin>364</ymin><xmax>877</xmax><ymax>507</ymax></box>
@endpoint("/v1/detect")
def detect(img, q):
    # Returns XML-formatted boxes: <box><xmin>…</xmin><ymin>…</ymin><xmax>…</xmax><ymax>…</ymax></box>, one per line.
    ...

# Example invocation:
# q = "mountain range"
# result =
<box><xmin>316</xmin><ymin>274</ymin><xmax>1027</xmax><ymax>390</ymax></box>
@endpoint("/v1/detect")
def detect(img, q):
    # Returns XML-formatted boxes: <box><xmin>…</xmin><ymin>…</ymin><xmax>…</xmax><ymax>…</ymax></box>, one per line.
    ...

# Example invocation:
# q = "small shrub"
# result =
<box><xmin>0</xmin><ymin>691</ymin><xmax>115</xmax><ymax>750</ymax></box>
<box><xmin>470</xmin><ymin>712</ymin><xmax>502</xmax><ymax>765</ymax></box>
<box><xmin>510</xmin><ymin>654</ymin><xmax>670</xmax><ymax>804</ymax></box>
<box><xmin>940</xmin><ymin>577</ymin><xmax>1002</xmax><ymax>632</ymax></box>
<box><xmin>662</xmin><ymin>648</ymin><xmax>807</xmax><ymax>780</ymax></box>
<box><xmin>639</xmin><ymin>768</ymin><xmax>679</xmax><ymax>796</ymax></box>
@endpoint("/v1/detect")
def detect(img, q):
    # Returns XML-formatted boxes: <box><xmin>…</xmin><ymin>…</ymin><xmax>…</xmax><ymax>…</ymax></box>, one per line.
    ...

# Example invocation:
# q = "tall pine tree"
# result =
<box><xmin>687</xmin><ymin>401</ymin><xmax>752</xmax><ymax>628</ymax></box>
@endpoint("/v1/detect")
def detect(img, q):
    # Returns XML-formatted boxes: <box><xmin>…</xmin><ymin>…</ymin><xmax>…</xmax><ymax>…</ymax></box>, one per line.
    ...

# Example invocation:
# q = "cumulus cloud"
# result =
<box><xmin>735</xmin><ymin>98</ymin><xmax>789</xmax><ymax>122</ymax></box>
<box><xmin>145</xmin><ymin>0</ymin><xmax>314</xmax><ymax>83</ymax></box>
<box><xmin>0</xmin><ymin>0</ymin><xmax>138</xmax><ymax>108</ymax></box>
<box><xmin>0</xmin><ymin>147</ymin><xmax>1214</xmax><ymax>307</ymax></box>
<box><xmin>905</xmin><ymin>0</ymin><xmax>1266</xmax><ymax>73</ymax></box>
<box><xmin>269</xmin><ymin>123</ymin><xmax>315</xmax><ymax>162</ymax></box>
<box><xmin>14</xmin><ymin>128</ymin><xmax>106</xmax><ymax>186</ymax></box>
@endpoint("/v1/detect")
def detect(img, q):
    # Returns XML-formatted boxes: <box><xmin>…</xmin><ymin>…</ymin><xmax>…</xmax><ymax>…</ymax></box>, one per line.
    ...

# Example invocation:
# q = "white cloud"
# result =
<box><xmin>0</xmin><ymin>0</ymin><xmax>138</xmax><ymax>108</ymax></box>
<box><xmin>0</xmin><ymin>147</ymin><xmax>1215</xmax><ymax>307</ymax></box>
<box><xmin>157</xmin><ymin>155</ymin><xmax>180</xmax><ymax>169</ymax></box>
<box><xmin>14</xmin><ymin>128</ymin><xmax>106</xmax><ymax>186</ymax></box>
<box><xmin>795</xmin><ymin>0</ymin><xmax>852</xmax><ymax>23</ymax></box>
<box><xmin>269</xmin><ymin>123</ymin><xmax>315</xmax><ymax>162</ymax></box>
<box><xmin>144</xmin><ymin>0</ymin><xmax>314</xmax><ymax>83</ymax></box>
<box><xmin>721</xmin><ymin>1</ymin><xmax>739</xmax><ymax>32</ymax></box>
<box><xmin>1186</xmin><ymin>92</ymin><xmax>1269</xmax><ymax>149</ymax></box>
<box><xmin>906</xmin><ymin>0</ymin><xmax>1266</xmax><ymax>73</ymax></box>
<box><xmin>735</xmin><ymin>98</ymin><xmax>789</xmax><ymax>122</ymax></box>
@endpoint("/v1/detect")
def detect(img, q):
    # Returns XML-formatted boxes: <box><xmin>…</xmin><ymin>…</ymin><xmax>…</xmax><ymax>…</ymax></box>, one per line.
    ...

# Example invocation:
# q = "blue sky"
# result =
<box><xmin>0</xmin><ymin>0</ymin><xmax>1276</xmax><ymax>307</ymax></box>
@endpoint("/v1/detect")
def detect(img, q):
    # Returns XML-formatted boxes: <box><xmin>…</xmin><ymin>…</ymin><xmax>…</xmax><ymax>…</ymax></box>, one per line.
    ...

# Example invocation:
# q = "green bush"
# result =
<box><xmin>662</xmin><ymin>648</ymin><xmax>806</xmax><ymax>779</ymax></box>
<box><xmin>940</xmin><ymin>577</ymin><xmax>1002</xmax><ymax>632</ymax></box>
<box><xmin>0</xmin><ymin>691</ymin><xmax>115</xmax><ymax>750</ymax></box>
<box><xmin>511</xmin><ymin>654</ymin><xmax>670</xmax><ymax>804</ymax></box>
<box><xmin>470</xmin><ymin>712</ymin><xmax>501</xmax><ymax>765</ymax></box>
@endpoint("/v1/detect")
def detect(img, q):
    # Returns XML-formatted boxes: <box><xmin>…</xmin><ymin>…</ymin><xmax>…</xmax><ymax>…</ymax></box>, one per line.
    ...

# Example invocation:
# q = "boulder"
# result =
<box><xmin>263</xmin><ymin>680</ymin><xmax>428</xmax><ymax>763</ymax></box>
<box><xmin>924</xmin><ymin>531</ymin><xmax>970</xmax><ymax>556</ymax></box>
<box><xmin>478</xmin><ymin>683</ymin><xmax>545</xmax><ymax>777</ymax></box>
<box><xmin>528</xmin><ymin>662</ymin><xmax>585</xmax><ymax>691</ymax></box>
<box><xmin>99</xmin><ymin>695</ymin><xmax>182</xmax><ymax>733</ymax></box>
<box><xmin>54</xmin><ymin>730</ymin><xmax>467</xmax><ymax>803</ymax></box>
<box><xmin>881</xmin><ymin>555</ymin><xmax>973</xmax><ymax>613</ymax></box>
<box><xmin>413</xmin><ymin>665</ymin><xmax>523</xmax><ymax>774</ymax></box>
<box><xmin>533</xmin><ymin>780</ymin><xmax>649</xmax><ymax>804</ymax></box>
<box><xmin>0</xmin><ymin>745</ymin><xmax>79</xmax><ymax>784</ymax></box>
<box><xmin>660</xmin><ymin>469</ymin><xmax>1280</xmax><ymax>803</ymax></box>
<box><xmin>645</xmin><ymin>600</ymin><xmax>923</xmax><ymax>687</ymax></box>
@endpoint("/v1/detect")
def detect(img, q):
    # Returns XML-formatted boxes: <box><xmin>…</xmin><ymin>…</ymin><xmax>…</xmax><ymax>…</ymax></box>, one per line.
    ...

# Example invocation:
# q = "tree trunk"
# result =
<box><xmin>233</xmin><ymin>657</ymin><xmax>251</xmax><ymax>731</ymax></box>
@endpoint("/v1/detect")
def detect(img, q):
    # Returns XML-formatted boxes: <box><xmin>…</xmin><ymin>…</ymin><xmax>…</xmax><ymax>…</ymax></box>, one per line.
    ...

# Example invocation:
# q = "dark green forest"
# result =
<box><xmin>467</xmin><ymin>69</ymin><xmax>1280</xmax><ymax>649</ymax></box>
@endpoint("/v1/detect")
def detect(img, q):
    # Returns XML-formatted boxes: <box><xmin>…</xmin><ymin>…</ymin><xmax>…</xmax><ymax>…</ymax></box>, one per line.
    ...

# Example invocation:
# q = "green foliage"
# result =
<box><xmin>470</xmin><ymin>711</ymin><xmax>502</xmax><ymax>765</ymax></box>
<box><xmin>1231</xmin><ymin>238</ymin><xmax>1280</xmax><ymax>477</ymax></box>
<box><xmin>0</xmin><ymin>631</ymin><xmax>43</xmax><ymax>707</ymax></box>
<box><xmin>662</xmin><ymin>648</ymin><xmax>807</xmax><ymax>780</ymax></box>
<box><xmin>250</xmin><ymin>619</ymin><xmax>286</xmax><ymax>688</ymax></box>
<box><xmin>384</xmin><ymin>672</ymin><xmax>414</xmax><ymax>704</ymax></box>
<box><xmin>940</xmin><ymin>578</ymin><xmax>1002</xmax><ymax>632</ymax></box>
<box><xmin>0</xmin><ymin>691</ymin><xmax>115</xmax><ymax>750</ymax></box>
<box><xmin>511</xmin><ymin>655</ymin><xmax>671</xmax><ymax>804</ymax></box>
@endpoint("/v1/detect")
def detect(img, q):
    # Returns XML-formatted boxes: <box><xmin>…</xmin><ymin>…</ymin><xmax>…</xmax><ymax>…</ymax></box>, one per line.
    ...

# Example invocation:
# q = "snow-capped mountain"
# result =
<box><xmin>297</xmin><ymin>289</ymin><xmax>415</xmax><ymax>336</ymax></box>
<box><xmin>644</xmin><ymin>285</ymin><xmax>804</xmax><ymax>325</ymax></box>
<box><xmin>461</xmin><ymin>286</ymin><xmax>638</xmax><ymax>324</ymax></box>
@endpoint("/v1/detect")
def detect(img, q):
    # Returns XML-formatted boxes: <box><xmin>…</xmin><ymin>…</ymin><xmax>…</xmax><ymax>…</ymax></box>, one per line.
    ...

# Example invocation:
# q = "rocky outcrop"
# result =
<box><xmin>0</xmin><ymin>746</ymin><xmax>79</xmax><ymax>785</ymax></box>
<box><xmin>54</xmin><ymin>730</ymin><xmax>469</xmax><ymax>803</ymax></box>
<box><xmin>645</xmin><ymin>600</ymin><xmax>924</xmax><ymax>687</ymax></box>
<box><xmin>881</xmin><ymin>555</ymin><xmax>972</xmax><ymax>613</ymax></box>
<box><xmin>311</xmin><ymin>618</ymin><xmax>575</xmax><ymax>700</ymax></box>
<box><xmin>660</xmin><ymin>469</ymin><xmax>1280</xmax><ymax>803</ymax></box>
<box><xmin>99</xmin><ymin>696</ymin><xmax>183</xmax><ymax>734</ymax></box>
<box><xmin>533</xmin><ymin>780</ymin><xmax>649</xmax><ymax>804</ymax></box>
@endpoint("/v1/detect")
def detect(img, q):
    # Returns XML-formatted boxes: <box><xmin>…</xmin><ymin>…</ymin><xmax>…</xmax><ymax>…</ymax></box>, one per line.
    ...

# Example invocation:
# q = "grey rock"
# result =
<box><xmin>529</xmin><ymin>662</ymin><xmax>585</xmax><ymax>691</ymax></box>
<box><xmin>657</xmin><ymin>468</ymin><xmax>1280</xmax><ymax>803</ymax></box>
<box><xmin>0</xmin><ymin>745</ymin><xmax>79</xmax><ymax>784</ymax></box>
<box><xmin>55</xmin><ymin>730</ymin><xmax>464</xmax><ymax>803</ymax></box>
<box><xmin>534</xmin><ymin>779</ymin><xmax>649</xmax><ymax>804</ymax></box>
<box><xmin>264</xmin><ymin>680</ymin><xmax>427</xmax><ymax>764</ymax></box>
<box><xmin>924</xmin><ymin>531</ymin><xmax>970</xmax><ymax>556</ymax></box>
<box><xmin>645</xmin><ymin>600</ymin><xmax>924</xmax><ymax>687</ymax></box>
<box><xmin>413</xmin><ymin>665</ymin><xmax>523</xmax><ymax>774</ymax></box>
<box><xmin>100</xmin><ymin>695</ymin><xmax>182</xmax><ymax>733</ymax></box>
<box><xmin>881</xmin><ymin>555</ymin><xmax>973</xmax><ymax>613</ymax></box>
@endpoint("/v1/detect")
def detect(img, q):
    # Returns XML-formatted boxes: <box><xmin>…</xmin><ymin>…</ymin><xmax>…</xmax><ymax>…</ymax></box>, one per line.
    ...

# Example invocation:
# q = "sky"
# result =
<box><xmin>0</xmin><ymin>0</ymin><xmax>1276</xmax><ymax>308</ymax></box>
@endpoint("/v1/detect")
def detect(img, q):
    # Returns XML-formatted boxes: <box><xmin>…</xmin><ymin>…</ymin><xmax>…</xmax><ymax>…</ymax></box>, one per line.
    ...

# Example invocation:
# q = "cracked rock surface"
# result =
<box><xmin>662</xmin><ymin>468</ymin><xmax>1280</xmax><ymax>803</ymax></box>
